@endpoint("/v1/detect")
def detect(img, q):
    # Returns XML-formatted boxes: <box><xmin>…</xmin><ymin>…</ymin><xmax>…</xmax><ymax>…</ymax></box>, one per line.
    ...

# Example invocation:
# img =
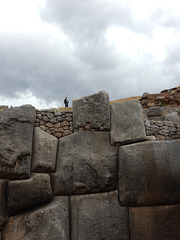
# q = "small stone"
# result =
<box><xmin>39</xmin><ymin>125</ymin><xmax>46</xmax><ymax>131</ymax></box>
<box><xmin>42</xmin><ymin>116</ymin><xmax>48</xmax><ymax>121</ymax></box>
<box><xmin>46</xmin><ymin>112</ymin><xmax>54</xmax><ymax>119</ymax></box>
<box><xmin>159</xmin><ymin>129</ymin><xmax>169</xmax><ymax>136</ymax></box>
<box><xmin>157</xmin><ymin>135</ymin><xmax>166</xmax><ymax>140</ymax></box>
<box><xmin>54</xmin><ymin>123</ymin><xmax>61</xmax><ymax>128</ymax></box>
<box><xmin>45</xmin><ymin>122</ymin><xmax>54</xmax><ymax>128</ymax></box>
<box><xmin>57</xmin><ymin>116</ymin><xmax>64</xmax><ymax>122</ymax></box>
<box><xmin>144</xmin><ymin>120</ymin><xmax>151</xmax><ymax>127</ymax></box>
<box><xmin>151</xmin><ymin>125</ymin><xmax>159</xmax><ymax>133</ymax></box>
<box><xmin>154</xmin><ymin>121</ymin><xmax>164</xmax><ymax>127</ymax></box>
<box><xmin>146</xmin><ymin>136</ymin><xmax>157</xmax><ymax>141</ymax></box>
<box><xmin>164</xmin><ymin>121</ymin><xmax>174</xmax><ymax>127</ymax></box>
<box><xmin>50</xmin><ymin>117</ymin><xmax>57</xmax><ymax>124</ymax></box>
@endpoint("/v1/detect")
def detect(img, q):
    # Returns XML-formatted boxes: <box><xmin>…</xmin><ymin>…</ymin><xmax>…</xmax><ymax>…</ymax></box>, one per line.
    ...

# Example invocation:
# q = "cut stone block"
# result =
<box><xmin>146</xmin><ymin>106</ymin><xmax>162</xmax><ymax>117</ymax></box>
<box><xmin>8</xmin><ymin>173</ymin><xmax>52</xmax><ymax>215</ymax></box>
<box><xmin>110</xmin><ymin>100</ymin><xmax>146</xmax><ymax>145</ymax></box>
<box><xmin>118</xmin><ymin>140</ymin><xmax>180</xmax><ymax>206</ymax></box>
<box><xmin>0</xmin><ymin>105</ymin><xmax>35</xmax><ymax>179</ymax></box>
<box><xmin>0</xmin><ymin>180</ymin><xmax>8</xmax><ymax>230</ymax></box>
<box><xmin>129</xmin><ymin>205</ymin><xmax>180</xmax><ymax>240</ymax></box>
<box><xmin>73</xmin><ymin>91</ymin><xmax>110</xmax><ymax>130</ymax></box>
<box><xmin>31</xmin><ymin>127</ymin><xmax>58</xmax><ymax>173</ymax></box>
<box><xmin>52</xmin><ymin>131</ymin><xmax>117</xmax><ymax>195</ymax></box>
<box><xmin>3</xmin><ymin>197</ymin><xmax>69</xmax><ymax>240</ymax></box>
<box><xmin>70</xmin><ymin>191</ymin><xmax>129</xmax><ymax>240</ymax></box>
<box><xmin>164</xmin><ymin>111</ymin><xmax>180</xmax><ymax>122</ymax></box>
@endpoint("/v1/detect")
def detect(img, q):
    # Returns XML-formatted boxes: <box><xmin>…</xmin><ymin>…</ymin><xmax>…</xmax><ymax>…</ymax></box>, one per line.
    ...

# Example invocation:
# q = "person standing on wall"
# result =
<box><xmin>64</xmin><ymin>97</ymin><xmax>69</xmax><ymax>107</ymax></box>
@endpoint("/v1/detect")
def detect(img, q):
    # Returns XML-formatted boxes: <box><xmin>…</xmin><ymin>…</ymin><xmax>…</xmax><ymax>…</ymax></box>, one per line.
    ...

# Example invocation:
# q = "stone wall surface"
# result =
<box><xmin>0</xmin><ymin>90</ymin><xmax>179</xmax><ymax>239</ymax></box>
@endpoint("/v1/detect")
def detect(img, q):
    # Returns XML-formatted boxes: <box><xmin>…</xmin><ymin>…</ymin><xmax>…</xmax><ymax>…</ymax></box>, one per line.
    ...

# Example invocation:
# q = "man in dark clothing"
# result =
<box><xmin>64</xmin><ymin>97</ymin><xmax>69</xmax><ymax>107</ymax></box>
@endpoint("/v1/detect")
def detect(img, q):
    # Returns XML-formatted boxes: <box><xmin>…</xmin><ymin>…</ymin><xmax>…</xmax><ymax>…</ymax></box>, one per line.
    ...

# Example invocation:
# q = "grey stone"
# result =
<box><xmin>164</xmin><ymin>112</ymin><xmax>180</xmax><ymax>122</ymax></box>
<box><xmin>110</xmin><ymin>100</ymin><xmax>146</xmax><ymax>145</ymax></box>
<box><xmin>73</xmin><ymin>91</ymin><xmax>110</xmax><ymax>130</ymax></box>
<box><xmin>129</xmin><ymin>205</ymin><xmax>180</xmax><ymax>240</ymax></box>
<box><xmin>154</xmin><ymin>121</ymin><xmax>164</xmax><ymax>127</ymax></box>
<box><xmin>0</xmin><ymin>180</ymin><xmax>8</xmax><ymax>230</ymax></box>
<box><xmin>151</xmin><ymin>125</ymin><xmax>159</xmax><ymax>133</ymax></box>
<box><xmin>159</xmin><ymin>129</ymin><xmax>169</xmax><ymax>136</ymax></box>
<box><xmin>146</xmin><ymin>136</ymin><xmax>156</xmax><ymax>141</ymax></box>
<box><xmin>118</xmin><ymin>140</ymin><xmax>180</xmax><ymax>206</ymax></box>
<box><xmin>50</xmin><ymin>116</ymin><xmax>57</xmax><ymax>124</ymax></box>
<box><xmin>57</xmin><ymin>116</ymin><xmax>64</xmax><ymax>122</ymax></box>
<box><xmin>8</xmin><ymin>173</ymin><xmax>52</xmax><ymax>215</ymax></box>
<box><xmin>46</xmin><ymin>112</ymin><xmax>54</xmax><ymax>119</ymax></box>
<box><xmin>0</xmin><ymin>105</ymin><xmax>35</xmax><ymax>179</ymax></box>
<box><xmin>4</xmin><ymin>197</ymin><xmax>69</xmax><ymax>240</ymax></box>
<box><xmin>144</xmin><ymin>120</ymin><xmax>151</xmax><ymax>127</ymax></box>
<box><xmin>71</xmin><ymin>191</ymin><xmax>129</xmax><ymax>240</ymax></box>
<box><xmin>164</xmin><ymin>120</ymin><xmax>174</xmax><ymax>126</ymax></box>
<box><xmin>31</xmin><ymin>127</ymin><xmax>58</xmax><ymax>173</ymax></box>
<box><xmin>52</xmin><ymin>131</ymin><xmax>117</xmax><ymax>195</ymax></box>
<box><xmin>147</xmin><ymin>106</ymin><xmax>162</xmax><ymax>117</ymax></box>
<box><xmin>42</xmin><ymin>115</ymin><xmax>48</xmax><ymax>121</ymax></box>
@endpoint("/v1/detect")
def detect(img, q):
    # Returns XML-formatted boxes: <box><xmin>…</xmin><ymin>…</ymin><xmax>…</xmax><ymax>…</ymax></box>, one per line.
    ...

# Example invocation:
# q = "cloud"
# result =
<box><xmin>0</xmin><ymin>0</ymin><xmax>179</xmax><ymax>108</ymax></box>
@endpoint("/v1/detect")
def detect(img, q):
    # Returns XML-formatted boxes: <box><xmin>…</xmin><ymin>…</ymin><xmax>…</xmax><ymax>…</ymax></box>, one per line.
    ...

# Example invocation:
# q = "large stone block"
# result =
<box><xmin>0</xmin><ymin>105</ymin><xmax>35</xmax><ymax>179</ymax></box>
<box><xmin>73</xmin><ymin>91</ymin><xmax>110</xmax><ymax>130</ymax></box>
<box><xmin>129</xmin><ymin>205</ymin><xmax>180</xmax><ymax>240</ymax></box>
<box><xmin>8</xmin><ymin>173</ymin><xmax>52</xmax><ymax>215</ymax></box>
<box><xmin>3</xmin><ymin>197</ymin><xmax>69</xmax><ymax>240</ymax></box>
<box><xmin>164</xmin><ymin>111</ymin><xmax>180</xmax><ymax>122</ymax></box>
<box><xmin>52</xmin><ymin>131</ymin><xmax>117</xmax><ymax>195</ymax></box>
<box><xmin>118</xmin><ymin>140</ymin><xmax>180</xmax><ymax>206</ymax></box>
<box><xmin>31</xmin><ymin>127</ymin><xmax>58</xmax><ymax>173</ymax></box>
<box><xmin>70</xmin><ymin>191</ymin><xmax>129</xmax><ymax>240</ymax></box>
<box><xmin>110</xmin><ymin>100</ymin><xmax>146</xmax><ymax>145</ymax></box>
<box><xmin>0</xmin><ymin>180</ymin><xmax>8</xmax><ymax>230</ymax></box>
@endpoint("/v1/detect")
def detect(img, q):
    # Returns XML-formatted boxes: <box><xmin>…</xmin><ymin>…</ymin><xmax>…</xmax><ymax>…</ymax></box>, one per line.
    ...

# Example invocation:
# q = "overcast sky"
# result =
<box><xmin>0</xmin><ymin>0</ymin><xmax>180</xmax><ymax>109</ymax></box>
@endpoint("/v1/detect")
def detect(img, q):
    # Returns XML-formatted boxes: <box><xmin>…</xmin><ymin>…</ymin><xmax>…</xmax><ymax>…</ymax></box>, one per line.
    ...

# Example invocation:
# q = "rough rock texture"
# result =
<box><xmin>0</xmin><ymin>180</ymin><xmax>8</xmax><ymax>230</ymax></box>
<box><xmin>146</xmin><ymin>106</ymin><xmax>162</xmax><ymax>117</ymax></box>
<box><xmin>164</xmin><ymin>111</ymin><xmax>180</xmax><ymax>122</ymax></box>
<box><xmin>118</xmin><ymin>140</ymin><xmax>180</xmax><ymax>206</ymax></box>
<box><xmin>73</xmin><ymin>91</ymin><xmax>110</xmax><ymax>130</ymax></box>
<box><xmin>70</xmin><ymin>191</ymin><xmax>129</xmax><ymax>240</ymax></box>
<box><xmin>8</xmin><ymin>173</ymin><xmax>52</xmax><ymax>216</ymax></box>
<box><xmin>129</xmin><ymin>205</ymin><xmax>180</xmax><ymax>240</ymax></box>
<box><xmin>3</xmin><ymin>197</ymin><xmax>69</xmax><ymax>240</ymax></box>
<box><xmin>0</xmin><ymin>105</ymin><xmax>35</xmax><ymax>179</ymax></box>
<box><xmin>52</xmin><ymin>131</ymin><xmax>117</xmax><ymax>195</ymax></box>
<box><xmin>31</xmin><ymin>127</ymin><xmax>58</xmax><ymax>173</ymax></box>
<box><xmin>110</xmin><ymin>100</ymin><xmax>146</xmax><ymax>145</ymax></box>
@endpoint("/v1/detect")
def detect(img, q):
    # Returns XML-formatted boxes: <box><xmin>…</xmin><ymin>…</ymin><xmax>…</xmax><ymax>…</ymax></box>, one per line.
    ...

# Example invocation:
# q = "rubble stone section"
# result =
<box><xmin>129</xmin><ymin>205</ymin><xmax>180</xmax><ymax>240</ymax></box>
<box><xmin>0</xmin><ymin>180</ymin><xmax>8</xmax><ymax>230</ymax></box>
<box><xmin>31</xmin><ymin>127</ymin><xmax>58</xmax><ymax>173</ymax></box>
<box><xmin>35</xmin><ymin>109</ymin><xmax>73</xmax><ymax>138</ymax></box>
<box><xmin>72</xmin><ymin>91</ymin><xmax>110</xmax><ymax>131</ymax></box>
<box><xmin>8</xmin><ymin>173</ymin><xmax>52</xmax><ymax>216</ymax></box>
<box><xmin>110</xmin><ymin>100</ymin><xmax>146</xmax><ymax>145</ymax></box>
<box><xmin>3</xmin><ymin>197</ymin><xmax>69</xmax><ymax>240</ymax></box>
<box><xmin>144</xmin><ymin>119</ymin><xmax>180</xmax><ymax>140</ymax></box>
<box><xmin>118</xmin><ymin>140</ymin><xmax>180</xmax><ymax>206</ymax></box>
<box><xmin>52</xmin><ymin>131</ymin><xmax>117</xmax><ymax>195</ymax></box>
<box><xmin>70</xmin><ymin>191</ymin><xmax>129</xmax><ymax>240</ymax></box>
<box><xmin>0</xmin><ymin>105</ymin><xmax>35</xmax><ymax>179</ymax></box>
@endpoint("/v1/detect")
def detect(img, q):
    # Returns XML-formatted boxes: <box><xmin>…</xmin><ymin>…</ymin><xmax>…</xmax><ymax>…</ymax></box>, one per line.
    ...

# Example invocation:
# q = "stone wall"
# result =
<box><xmin>0</xmin><ymin>91</ymin><xmax>180</xmax><ymax>240</ymax></box>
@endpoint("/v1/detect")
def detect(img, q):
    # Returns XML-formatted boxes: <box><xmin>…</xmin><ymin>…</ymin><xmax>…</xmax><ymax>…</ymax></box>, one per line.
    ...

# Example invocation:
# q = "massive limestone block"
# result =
<box><xmin>0</xmin><ymin>105</ymin><xmax>35</xmax><ymax>179</ymax></box>
<box><xmin>73</xmin><ymin>91</ymin><xmax>110</xmax><ymax>130</ymax></box>
<box><xmin>70</xmin><ymin>191</ymin><xmax>129</xmax><ymax>240</ymax></box>
<box><xmin>52</xmin><ymin>131</ymin><xmax>117</xmax><ymax>195</ymax></box>
<box><xmin>8</xmin><ymin>173</ymin><xmax>52</xmax><ymax>216</ymax></box>
<box><xmin>129</xmin><ymin>205</ymin><xmax>180</xmax><ymax>240</ymax></box>
<box><xmin>110</xmin><ymin>100</ymin><xmax>146</xmax><ymax>145</ymax></box>
<box><xmin>3</xmin><ymin>197</ymin><xmax>69</xmax><ymax>240</ymax></box>
<box><xmin>31</xmin><ymin>127</ymin><xmax>58</xmax><ymax>173</ymax></box>
<box><xmin>118</xmin><ymin>140</ymin><xmax>180</xmax><ymax>206</ymax></box>
<box><xmin>0</xmin><ymin>180</ymin><xmax>8</xmax><ymax>230</ymax></box>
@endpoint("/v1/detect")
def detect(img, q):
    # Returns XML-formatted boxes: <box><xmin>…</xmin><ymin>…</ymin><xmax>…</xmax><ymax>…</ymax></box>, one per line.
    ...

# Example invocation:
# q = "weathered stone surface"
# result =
<box><xmin>31</xmin><ymin>127</ymin><xmax>58</xmax><ymax>173</ymax></box>
<box><xmin>0</xmin><ymin>105</ymin><xmax>35</xmax><ymax>179</ymax></box>
<box><xmin>147</xmin><ymin>106</ymin><xmax>162</xmax><ymax>117</ymax></box>
<box><xmin>164</xmin><ymin>111</ymin><xmax>180</xmax><ymax>122</ymax></box>
<box><xmin>73</xmin><ymin>91</ymin><xmax>110</xmax><ymax>130</ymax></box>
<box><xmin>0</xmin><ymin>180</ymin><xmax>8</xmax><ymax>230</ymax></box>
<box><xmin>71</xmin><ymin>191</ymin><xmax>129</xmax><ymax>240</ymax></box>
<box><xmin>129</xmin><ymin>205</ymin><xmax>180</xmax><ymax>240</ymax></box>
<box><xmin>3</xmin><ymin>197</ymin><xmax>69</xmax><ymax>240</ymax></box>
<box><xmin>118</xmin><ymin>140</ymin><xmax>180</xmax><ymax>206</ymax></box>
<box><xmin>8</xmin><ymin>173</ymin><xmax>52</xmax><ymax>215</ymax></box>
<box><xmin>110</xmin><ymin>100</ymin><xmax>146</xmax><ymax>145</ymax></box>
<box><xmin>52</xmin><ymin>131</ymin><xmax>117</xmax><ymax>195</ymax></box>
